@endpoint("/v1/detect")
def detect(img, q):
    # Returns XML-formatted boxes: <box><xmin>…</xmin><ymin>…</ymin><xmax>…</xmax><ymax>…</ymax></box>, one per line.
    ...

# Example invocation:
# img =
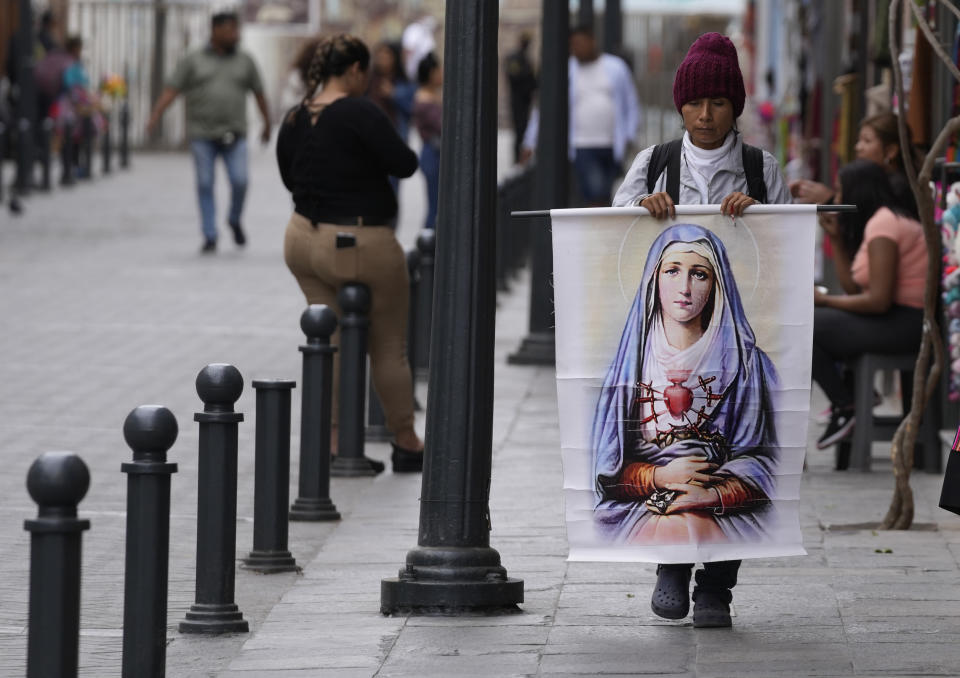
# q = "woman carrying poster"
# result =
<box><xmin>605</xmin><ymin>32</ymin><xmax>792</xmax><ymax>628</ymax></box>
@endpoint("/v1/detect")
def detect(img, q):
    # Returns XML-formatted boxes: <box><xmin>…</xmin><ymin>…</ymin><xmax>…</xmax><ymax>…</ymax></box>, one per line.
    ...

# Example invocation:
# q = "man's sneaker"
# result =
<box><xmin>200</xmin><ymin>238</ymin><xmax>217</xmax><ymax>254</ymax></box>
<box><xmin>816</xmin><ymin>407</ymin><xmax>855</xmax><ymax>449</ymax></box>
<box><xmin>228</xmin><ymin>221</ymin><xmax>247</xmax><ymax>246</ymax></box>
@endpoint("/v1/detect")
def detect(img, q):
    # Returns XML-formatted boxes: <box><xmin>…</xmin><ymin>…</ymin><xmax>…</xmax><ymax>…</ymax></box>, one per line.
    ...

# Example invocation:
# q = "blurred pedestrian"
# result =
<box><xmin>401</xmin><ymin>15</ymin><xmax>437</xmax><ymax>81</ymax></box>
<box><xmin>412</xmin><ymin>53</ymin><xmax>442</xmax><ymax>230</ymax></box>
<box><xmin>368</xmin><ymin>41</ymin><xmax>416</xmax><ymax>143</ymax></box>
<box><xmin>36</xmin><ymin>10</ymin><xmax>60</xmax><ymax>54</ymax></box>
<box><xmin>505</xmin><ymin>32</ymin><xmax>537</xmax><ymax>164</ymax></box>
<box><xmin>522</xmin><ymin>25</ymin><xmax>640</xmax><ymax>206</ymax></box>
<box><xmin>609</xmin><ymin>32</ymin><xmax>791</xmax><ymax>630</ymax></box>
<box><xmin>790</xmin><ymin>112</ymin><xmax>920</xmax><ymax>219</ymax></box>
<box><xmin>146</xmin><ymin>12</ymin><xmax>271</xmax><ymax>253</ymax></box>
<box><xmin>55</xmin><ymin>35</ymin><xmax>104</xmax><ymax>178</ymax></box>
<box><xmin>277</xmin><ymin>34</ymin><xmax>424</xmax><ymax>473</ymax></box>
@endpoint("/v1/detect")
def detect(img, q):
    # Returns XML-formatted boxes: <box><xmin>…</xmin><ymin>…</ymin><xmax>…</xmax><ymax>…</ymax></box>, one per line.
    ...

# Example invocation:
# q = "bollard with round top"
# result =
<box><xmin>39</xmin><ymin>118</ymin><xmax>54</xmax><ymax>191</ymax></box>
<box><xmin>243</xmin><ymin>378</ymin><xmax>300</xmax><ymax>570</ymax></box>
<box><xmin>78</xmin><ymin>115</ymin><xmax>94</xmax><ymax>180</ymax></box>
<box><xmin>179</xmin><ymin>364</ymin><xmax>249</xmax><ymax>634</ymax></box>
<box><xmin>16</xmin><ymin>117</ymin><xmax>33</xmax><ymax>195</ymax></box>
<box><xmin>25</xmin><ymin>451</ymin><xmax>91</xmax><ymax>678</ymax></box>
<box><xmin>290</xmin><ymin>305</ymin><xmax>341</xmax><ymax>520</ymax></box>
<box><xmin>331</xmin><ymin>283</ymin><xmax>383</xmax><ymax>476</ymax></box>
<box><xmin>0</xmin><ymin>121</ymin><xmax>6</xmax><ymax>204</ymax></box>
<box><xmin>60</xmin><ymin>119</ymin><xmax>75</xmax><ymax>187</ymax></box>
<box><xmin>102</xmin><ymin>111</ymin><xmax>112</xmax><ymax>175</ymax></box>
<box><xmin>119</xmin><ymin>98</ymin><xmax>130</xmax><ymax>169</ymax></box>
<box><xmin>122</xmin><ymin>405</ymin><xmax>178</xmax><ymax>678</ymax></box>
<box><xmin>413</xmin><ymin>230</ymin><xmax>436</xmax><ymax>380</ymax></box>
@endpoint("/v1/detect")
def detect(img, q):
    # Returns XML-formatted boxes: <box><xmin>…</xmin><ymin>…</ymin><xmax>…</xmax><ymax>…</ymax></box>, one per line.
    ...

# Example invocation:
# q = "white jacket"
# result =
<box><xmin>523</xmin><ymin>53</ymin><xmax>640</xmax><ymax>162</ymax></box>
<box><xmin>612</xmin><ymin>132</ymin><xmax>792</xmax><ymax>206</ymax></box>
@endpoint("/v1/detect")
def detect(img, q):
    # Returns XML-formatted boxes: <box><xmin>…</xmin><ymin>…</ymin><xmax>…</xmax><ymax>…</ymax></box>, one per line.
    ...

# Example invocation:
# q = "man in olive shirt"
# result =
<box><xmin>146</xmin><ymin>12</ymin><xmax>271</xmax><ymax>252</ymax></box>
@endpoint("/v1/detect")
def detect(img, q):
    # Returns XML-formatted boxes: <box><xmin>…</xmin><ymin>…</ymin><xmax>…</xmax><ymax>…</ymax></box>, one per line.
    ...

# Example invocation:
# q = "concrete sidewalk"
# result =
<box><xmin>0</xmin><ymin>147</ymin><xmax>959</xmax><ymax>678</ymax></box>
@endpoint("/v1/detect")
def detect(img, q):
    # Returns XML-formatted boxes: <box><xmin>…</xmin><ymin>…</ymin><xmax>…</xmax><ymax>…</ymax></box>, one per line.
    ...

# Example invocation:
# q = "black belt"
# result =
<box><xmin>299</xmin><ymin>213</ymin><xmax>387</xmax><ymax>227</ymax></box>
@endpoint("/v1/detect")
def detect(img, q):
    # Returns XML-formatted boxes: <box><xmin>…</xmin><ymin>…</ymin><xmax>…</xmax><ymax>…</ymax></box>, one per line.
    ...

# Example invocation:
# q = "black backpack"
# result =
<box><xmin>645</xmin><ymin>138</ymin><xmax>768</xmax><ymax>204</ymax></box>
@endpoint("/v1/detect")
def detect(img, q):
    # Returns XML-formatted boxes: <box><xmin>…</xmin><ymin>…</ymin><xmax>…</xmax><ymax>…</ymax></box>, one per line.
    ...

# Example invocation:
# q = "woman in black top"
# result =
<box><xmin>278</xmin><ymin>34</ymin><xmax>424</xmax><ymax>472</ymax></box>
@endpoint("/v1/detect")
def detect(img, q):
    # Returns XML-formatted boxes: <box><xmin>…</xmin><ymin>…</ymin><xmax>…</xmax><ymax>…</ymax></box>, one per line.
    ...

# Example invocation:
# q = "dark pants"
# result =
<box><xmin>813</xmin><ymin>305</ymin><xmax>923</xmax><ymax>409</ymax></box>
<box><xmin>510</xmin><ymin>101</ymin><xmax>530</xmax><ymax>163</ymax></box>
<box><xmin>663</xmin><ymin>560</ymin><xmax>741</xmax><ymax>602</ymax></box>
<box><xmin>573</xmin><ymin>147</ymin><xmax>619</xmax><ymax>205</ymax></box>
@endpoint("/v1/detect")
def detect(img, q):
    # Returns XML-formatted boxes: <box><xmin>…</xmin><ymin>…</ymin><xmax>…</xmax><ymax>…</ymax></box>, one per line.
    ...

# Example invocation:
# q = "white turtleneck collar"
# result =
<box><xmin>681</xmin><ymin>130</ymin><xmax>737</xmax><ymax>203</ymax></box>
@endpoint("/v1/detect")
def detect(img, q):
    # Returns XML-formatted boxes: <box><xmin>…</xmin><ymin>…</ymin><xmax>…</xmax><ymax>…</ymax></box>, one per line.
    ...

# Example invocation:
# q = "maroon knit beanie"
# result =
<box><xmin>672</xmin><ymin>32</ymin><xmax>745</xmax><ymax>118</ymax></box>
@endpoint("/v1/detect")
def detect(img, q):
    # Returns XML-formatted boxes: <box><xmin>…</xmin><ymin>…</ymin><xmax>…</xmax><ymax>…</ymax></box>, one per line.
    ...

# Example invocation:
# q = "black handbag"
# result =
<box><xmin>939</xmin><ymin>427</ymin><xmax>960</xmax><ymax>515</ymax></box>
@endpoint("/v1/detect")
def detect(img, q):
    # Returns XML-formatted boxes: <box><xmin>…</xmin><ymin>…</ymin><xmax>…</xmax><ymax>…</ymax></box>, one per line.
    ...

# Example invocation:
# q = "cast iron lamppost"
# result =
<box><xmin>508</xmin><ymin>0</ymin><xmax>569</xmax><ymax>367</ymax></box>
<box><xmin>15</xmin><ymin>0</ymin><xmax>37</xmax><ymax>195</ymax></box>
<box><xmin>603</xmin><ymin>0</ymin><xmax>623</xmax><ymax>56</ymax></box>
<box><xmin>579</xmin><ymin>0</ymin><xmax>594</xmax><ymax>30</ymax></box>
<box><xmin>381</xmin><ymin>0</ymin><xmax>523</xmax><ymax>614</ymax></box>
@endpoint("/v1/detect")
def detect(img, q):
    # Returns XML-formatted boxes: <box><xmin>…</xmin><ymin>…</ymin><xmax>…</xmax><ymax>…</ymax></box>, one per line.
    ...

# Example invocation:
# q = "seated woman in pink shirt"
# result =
<box><xmin>813</xmin><ymin>159</ymin><xmax>927</xmax><ymax>449</ymax></box>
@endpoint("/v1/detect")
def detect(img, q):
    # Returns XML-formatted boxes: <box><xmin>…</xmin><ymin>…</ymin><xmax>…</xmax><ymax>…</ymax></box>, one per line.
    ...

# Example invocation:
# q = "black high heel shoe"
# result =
<box><xmin>391</xmin><ymin>443</ymin><xmax>424</xmax><ymax>473</ymax></box>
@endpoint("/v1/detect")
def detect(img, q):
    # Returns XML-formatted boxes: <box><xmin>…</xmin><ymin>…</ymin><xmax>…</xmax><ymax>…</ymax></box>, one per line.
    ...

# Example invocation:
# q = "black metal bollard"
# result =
<box><xmin>15</xmin><ymin>116</ymin><xmax>33</xmax><ymax>195</ymax></box>
<box><xmin>25</xmin><ymin>451</ymin><xmax>91</xmax><ymax>678</ymax></box>
<box><xmin>290</xmin><ymin>305</ymin><xmax>341</xmax><ymax>521</ymax></box>
<box><xmin>179</xmin><ymin>363</ymin><xmax>249</xmax><ymax>634</ymax></box>
<box><xmin>242</xmin><ymin>379</ymin><xmax>299</xmax><ymax>571</ymax></box>
<box><xmin>331</xmin><ymin>283</ymin><xmax>381</xmax><ymax>476</ymax></box>
<box><xmin>121</xmin><ymin>406</ymin><xmax>178</xmax><ymax>678</ymax></box>
<box><xmin>102</xmin><ymin>111</ymin><xmax>112</xmax><ymax>175</ymax></box>
<box><xmin>61</xmin><ymin>120</ymin><xmax>75</xmax><ymax>186</ymax></box>
<box><xmin>413</xmin><ymin>230</ymin><xmax>436</xmax><ymax>380</ymax></box>
<box><xmin>38</xmin><ymin>118</ymin><xmax>53</xmax><ymax>191</ymax></box>
<box><xmin>0</xmin><ymin>121</ymin><xmax>5</xmax><ymax>203</ymax></box>
<box><xmin>119</xmin><ymin>99</ymin><xmax>130</xmax><ymax>169</ymax></box>
<box><xmin>366</xmin><ymin>372</ymin><xmax>391</xmax><ymax>441</ymax></box>
<box><xmin>79</xmin><ymin>115</ymin><xmax>93</xmax><ymax>180</ymax></box>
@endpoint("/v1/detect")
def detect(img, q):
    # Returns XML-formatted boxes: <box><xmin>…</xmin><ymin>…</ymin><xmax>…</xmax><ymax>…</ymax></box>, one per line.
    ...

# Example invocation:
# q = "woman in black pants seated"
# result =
<box><xmin>813</xmin><ymin>160</ymin><xmax>927</xmax><ymax>449</ymax></box>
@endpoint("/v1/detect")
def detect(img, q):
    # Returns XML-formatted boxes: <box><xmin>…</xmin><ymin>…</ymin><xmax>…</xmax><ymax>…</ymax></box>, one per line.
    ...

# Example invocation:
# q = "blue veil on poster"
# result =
<box><xmin>552</xmin><ymin>206</ymin><xmax>816</xmax><ymax>563</ymax></box>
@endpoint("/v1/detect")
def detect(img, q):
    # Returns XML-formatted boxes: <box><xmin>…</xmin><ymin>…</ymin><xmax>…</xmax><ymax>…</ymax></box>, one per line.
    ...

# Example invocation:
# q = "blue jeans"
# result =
<box><xmin>573</xmin><ymin>147</ymin><xmax>619</xmax><ymax>204</ymax></box>
<box><xmin>190</xmin><ymin>138</ymin><xmax>248</xmax><ymax>242</ymax></box>
<box><xmin>420</xmin><ymin>140</ymin><xmax>440</xmax><ymax>230</ymax></box>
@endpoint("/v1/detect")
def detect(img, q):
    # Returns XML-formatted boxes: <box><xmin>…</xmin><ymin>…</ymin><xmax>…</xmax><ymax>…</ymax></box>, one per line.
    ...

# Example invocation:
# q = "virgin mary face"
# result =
<box><xmin>657</xmin><ymin>251</ymin><xmax>715</xmax><ymax>325</ymax></box>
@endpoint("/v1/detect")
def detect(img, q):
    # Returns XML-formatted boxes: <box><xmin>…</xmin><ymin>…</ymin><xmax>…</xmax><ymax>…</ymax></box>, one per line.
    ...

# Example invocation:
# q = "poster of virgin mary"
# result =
<box><xmin>552</xmin><ymin>208</ymin><xmax>815</xmax><ymax>563</ymax></box>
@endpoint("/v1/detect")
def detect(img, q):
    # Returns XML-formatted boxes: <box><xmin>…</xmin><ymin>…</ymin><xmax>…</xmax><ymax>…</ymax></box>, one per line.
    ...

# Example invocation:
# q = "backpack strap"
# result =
<box><xmin>645</xmin><ymin>138</ymin><xmax>683</xmax><ymax>203</ymax></box>
<box><xmin>741</xmin><ymin>142</ymin><xmax>768</xmax><ymax>203</ymax></box>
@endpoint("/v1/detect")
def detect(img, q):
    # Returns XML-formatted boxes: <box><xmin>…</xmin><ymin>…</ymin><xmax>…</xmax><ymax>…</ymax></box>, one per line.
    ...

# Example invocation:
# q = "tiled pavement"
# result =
<box><xmin>2</xmin><ymin>147</ymin><xmax>960</xmax><ymax>677</ymax></box>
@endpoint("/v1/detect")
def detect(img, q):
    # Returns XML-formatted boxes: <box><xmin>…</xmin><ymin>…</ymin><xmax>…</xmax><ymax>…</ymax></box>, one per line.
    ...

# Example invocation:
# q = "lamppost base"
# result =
<box><xmin>178</xmin><ymin>604</ymin><xmax>249</xmax><ymax>634</ymax></box>
<box><xmin>331</xmin><ymin>456</ymin><xmax>381</xmax><ymax>477</ymax></box>
<box><xmin>241</xmin><ymin>550</ymin><xmax>299</xmax><ymax>574</ymax></box>
<box><xmin>380</xmin><ymin>546</ymin><xmax>524</xmax><ymax>615</ymax></box>
<box><xmin>508</xmin><ymin>332</ymin><xmax>556</xmax><ymax>366</ymax></box>
<box><xmin>381</xmin><ymin>577</ymin><xmax>524</xmax><ymax>616</ymax></box>
<box><xmin>289</xmin><ymin>497</ymin><xmax>341</xmax><ymax>521</ymax></box>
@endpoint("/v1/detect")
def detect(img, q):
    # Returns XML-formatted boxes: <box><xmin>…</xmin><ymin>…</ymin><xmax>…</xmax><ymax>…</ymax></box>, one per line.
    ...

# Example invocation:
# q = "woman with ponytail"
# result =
<box><xmin>277</xmin><ymin>34</ymin><xmax>425</xmax><ymax>473</ymax></box>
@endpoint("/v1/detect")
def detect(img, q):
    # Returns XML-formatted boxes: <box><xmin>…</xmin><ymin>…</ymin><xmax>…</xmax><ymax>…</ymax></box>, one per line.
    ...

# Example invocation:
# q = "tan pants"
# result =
<box><xmin>283</xmin><ymin>213</ymin><xmax>415</xmax><ymax>435</ymax></box>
